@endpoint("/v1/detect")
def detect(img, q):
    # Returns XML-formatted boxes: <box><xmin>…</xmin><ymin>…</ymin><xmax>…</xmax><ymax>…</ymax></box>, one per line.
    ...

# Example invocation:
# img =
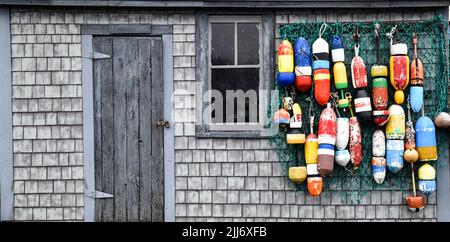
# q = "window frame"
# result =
<box><xmin>195</xmin><ymin>13</ymin><xmax>275</xmax><ymax>138</ymax></box>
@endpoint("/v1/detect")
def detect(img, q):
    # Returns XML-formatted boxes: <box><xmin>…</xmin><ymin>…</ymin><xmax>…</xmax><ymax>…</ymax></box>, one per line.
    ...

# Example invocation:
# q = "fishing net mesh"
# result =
<box><xmin>268</xmin><ymin>16</ymin><xmax>449</xmax><ymax>202</ymax></box>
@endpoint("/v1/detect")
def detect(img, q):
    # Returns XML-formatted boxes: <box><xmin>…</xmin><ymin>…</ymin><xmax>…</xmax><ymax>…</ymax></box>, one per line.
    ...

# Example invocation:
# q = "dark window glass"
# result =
<box><xmin>237</xmin><ymin>23</ymin><xmax>260</xmax><ymax>65</ymax></box>
<box><xmin>211</xmin><ymin>23</ymin><xmax>235</xmax><ymax>65</ymax></box>
<box><xmin>211</xmin><ymin>68</ymin><xmax>259</xmax><ymax>123</ymax></box>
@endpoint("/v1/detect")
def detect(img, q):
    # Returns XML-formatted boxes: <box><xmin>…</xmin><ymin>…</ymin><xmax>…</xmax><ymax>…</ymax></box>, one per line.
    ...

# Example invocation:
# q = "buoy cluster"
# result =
<box><xmin>274</xmin><ymin>24</ymin><xmax>440</xmax><ymax>212</ymax></box>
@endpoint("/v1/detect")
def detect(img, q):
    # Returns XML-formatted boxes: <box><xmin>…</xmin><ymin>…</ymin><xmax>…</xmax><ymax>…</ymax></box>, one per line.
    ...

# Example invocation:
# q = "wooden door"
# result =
<box><xmin>93</xmin><ymin>36</ymin><xmax>164</xmax><ymax>222</ymax></box>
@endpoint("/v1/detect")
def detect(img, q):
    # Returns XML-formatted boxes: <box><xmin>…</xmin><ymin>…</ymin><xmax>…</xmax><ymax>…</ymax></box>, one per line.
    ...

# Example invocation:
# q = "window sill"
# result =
<box><xmin>195</xmin><ymin>125</ymin><xmax>270</xmax><ymax>139</ymax></box>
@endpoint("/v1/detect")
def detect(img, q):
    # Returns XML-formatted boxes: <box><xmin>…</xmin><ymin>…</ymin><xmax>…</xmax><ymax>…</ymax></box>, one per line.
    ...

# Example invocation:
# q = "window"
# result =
<box><xmin>196</xmin><ymin>15</ymin><xmax>274</xmax><ymax>137</ymax></box>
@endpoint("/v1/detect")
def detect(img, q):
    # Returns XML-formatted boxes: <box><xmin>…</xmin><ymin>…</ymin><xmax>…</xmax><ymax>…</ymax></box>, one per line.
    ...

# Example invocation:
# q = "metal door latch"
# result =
<box><xmin>86</xmin><ymin>190</ymin><xmax>114</xmax><ymax>199</ymax></box>
<box><xmin>156</xmin><ymin>120</ymin><xmax>170</xmax><ymax>128</ymax></box>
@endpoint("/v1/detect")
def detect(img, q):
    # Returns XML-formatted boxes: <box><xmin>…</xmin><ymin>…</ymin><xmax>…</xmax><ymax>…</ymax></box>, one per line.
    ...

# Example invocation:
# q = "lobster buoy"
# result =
<box><xmin>371</xmin><ymin>26</ymin><xmax>389</xmax><ymax>126</ymax></box>
<box><xmin>389</xmin><ymin>43</ymin><xmax>410</xmax><ymax>104</ymax></box>
<box><xmin>410</xmin><ymin>35</ymin><xmax>424</xmax><ymax>113</ymax></box>
<box><xmin>351</xmin><ymin>50</ymin><xmax>368</xmax><ymax>89</ymax></box>
<box><xmin>294</xmin><ymin>37</ymin><xmax>312</xmax><ymax>93</ymax></box>
<box><xmin>418</xmin><ymin>163</ymin><xmax>436</xmax><ymax>195</ymax></box>
<box><xmin>317</xmin><ymin>103</ymin><xmax>336</xmax><ymax>177</ymax></box>
<box><xmin>372</xmin><ymin>130</ymin><xmax>386</xmax><ymax>157</ymax></box>
<box><xmin>386</xmin><ymin>100</ymin><xmax>405</xmax><ymax>173</ymax></box>
<box><xmin>312</xmin><ymin>38</ymin><xmax>330</xmax><ymax>70</ymax></box>
<box><xmin>386</xmin><ymin>139</ymin><xmax>404</xmax><ymax>173</ymax></box>
<box><xmin>385</xmin><ymin>104</ymin><xmax>405</xmax><ymax>140</ymax></box>
<box><xmin>434</xmin><ymin>112</ymin><xmax>450</xmax><ymax>129</ymax></box>
<box><xmin>273</xmin><ymin>109</ymin><xmax>290</xmax><ymax>126</ymax></box>
<box><xmin>351</xmin><ymin>41</ymin><xmax>372</xmax><ymax>121</ymax></box>
<box><xmin>289</xmin><ymin>166</ymin><xmax>307</xmax><ymax>183</ymax></box>
<box><xmin>372</xmin><ymin>130</ymin><xmax>386</xmax><ymax>184</ymax></box>
<box><xmin>305</xmin><ymin>133</ymin><xmax>318</xmax><ymax>165</ymax></box>
<box><xmin>415</xmin><ymin>116</ymin><xmax>437</xmax><ymax>161</ymax></box>
<box><xmin>372</xmin><ymin>71</ymin><xmax>389</xmax><ymax>111</ymax></box>
<box><xmin>307</xmin><ymin>164</ymin><xmax>323</xmax><ymax>197</ymax></box>
<box><xmin>312</xmin><ymin>27</ymin><xmax>330</xmax><ymax>105</ymax></box>
<box><xmin>287</xmin><ymin>103</ymin><xmax>305</xmax><ymax>144</ymax></box>
<box><xmin>349</xmin><ymin>116</ymin><xmax>362</xmax><ymax>169</ymax></box>
<box><xmin>305</xmin><ymin>111</ymin><xmax>318</xmax><ymax>166</ymax></box>
<box><xmin>404</xmin><ymin>149</ymin><xmax>419</xmax><ymax>164</ymax></box>
<box><xmin>335</xmin><ymin>117</ymin><xmax>350</xmax><ymax>167</ymax></box>
<box><xmin>371</xmin><ymin>66</ymin><xmax>389</xmax><ymax>125</ymax></box>
<box><xmin>290</xmin><ymin>103</ymin><xmax>302</xmax><ymax>128</ymax></box>
<box><xmin>314</xmin><ymin>69</ymin><xmax>330</xmax><ymax>106</ymax></box>
<box><xmin>372</xmin><ymin>157</ymin><xmax>386</xmax><ymax>184</ymax></box>
<box><xmin>406</xmin><ymin>195</ymin><xmax>425</xmax><ymax>212</ymax></box>
<box><xmin>331</xmin><ymin>35</ymin><xmax>349</xmax><ymax>109</ymax></box>
<box><xmin>336</xmin><ymin>118</ymin><xmax>350</xmax><ymax>151</ymax></box>
<box><xmin>277</xmin><ymin>40</ymin><xmax>295</xmax><ymax>86</ymax></box>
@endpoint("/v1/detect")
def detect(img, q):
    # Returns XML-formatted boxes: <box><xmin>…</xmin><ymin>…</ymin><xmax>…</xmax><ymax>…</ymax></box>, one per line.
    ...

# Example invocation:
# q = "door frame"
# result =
<box><xmin>81</xmin><ymin>25</ymin><xmax>174</xmax><ymax>222</ymax></box>
<box><xmin>0</xmin><ymin>7</ymin><xmax>13</xmax><ymax>221</ymax></box>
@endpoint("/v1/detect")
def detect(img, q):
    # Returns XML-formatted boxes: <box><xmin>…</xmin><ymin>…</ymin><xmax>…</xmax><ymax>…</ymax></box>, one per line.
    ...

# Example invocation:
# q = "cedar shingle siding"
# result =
<box><xmin>3</xmin><ymin>5</ymin><xmax>445</xmax><ymax>221</ymax></box>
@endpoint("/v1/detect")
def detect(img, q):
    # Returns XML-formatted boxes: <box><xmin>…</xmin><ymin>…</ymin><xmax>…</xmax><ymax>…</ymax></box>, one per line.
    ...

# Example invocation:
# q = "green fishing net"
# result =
<box><xmin>268</xmin><ymin>16</ymin><xmax>449</xmax><ymax>202</ymax></box>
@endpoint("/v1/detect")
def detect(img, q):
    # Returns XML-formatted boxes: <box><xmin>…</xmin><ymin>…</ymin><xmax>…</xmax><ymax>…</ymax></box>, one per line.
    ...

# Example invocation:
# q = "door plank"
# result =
<box><xmin>138</xmin><ymin>38</ymin><xmax>153</xmax><ymax>221</ymax></box>
<box><xmin>93</xmin><ymin>37</ymin><xmax>115</xmax><ymax>222</ymax></box>
<box><xmin>93</xmin><ymin>36</ymin><xmax>103</xmax><ymax>221</ymax></box>
<box><xmin>100</xmin><ymin>38</ymin><xmax>115</xmax><ymax>222</ymax></box>
<box><xmin>112</xmin><ymin>38</ymin><xmax>128</xmax><ymax>221</ymax></box>
<box><xmin>150</xmin><ymin>38</ymin><xmax>164</xmax><ymax>222</ymax></box>
<box><xmin>125</xmin><ymin>38</ymin><xmax>140</xmax><ymax>221</ymax></box>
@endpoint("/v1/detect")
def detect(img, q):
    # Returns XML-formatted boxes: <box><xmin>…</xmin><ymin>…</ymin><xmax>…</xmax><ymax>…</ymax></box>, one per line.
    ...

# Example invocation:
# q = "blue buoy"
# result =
<box><xmin>410</xmin><ymin>86</ymin><xmax>423</xmax><ymax>113</ymax></box>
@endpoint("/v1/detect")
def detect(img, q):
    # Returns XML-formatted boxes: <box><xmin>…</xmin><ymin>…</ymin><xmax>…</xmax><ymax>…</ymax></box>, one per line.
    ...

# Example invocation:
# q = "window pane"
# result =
<box><xmin>211</xmin><ymin>23</ymin><xmax>235</xmax><ymax>65</ymax></box>
<box><xmin>237</xmin><ymin>23</ymin><xmax>260</xmax><ymax>65</ymax></box>
<box><xmin>211</xmin><ymin>68</ymin><xmax>260</xmax><ymax>123</ymax></box>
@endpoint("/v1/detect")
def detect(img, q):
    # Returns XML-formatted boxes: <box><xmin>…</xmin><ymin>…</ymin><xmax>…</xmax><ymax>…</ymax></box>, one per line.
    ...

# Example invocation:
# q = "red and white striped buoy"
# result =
<box><xmin>317</xmin><ymin>103</ymin><xmax>337</xmax><ymax>177</ymax></box>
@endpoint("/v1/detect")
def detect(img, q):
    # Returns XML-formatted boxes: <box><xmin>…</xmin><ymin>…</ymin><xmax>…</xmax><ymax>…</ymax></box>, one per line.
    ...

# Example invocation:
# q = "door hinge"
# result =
<box><xmin>86</xmin><ymin>190</ymin><xmax>114</xmax><ymax>199</ymax></box>
<box><xmin>84</xmin><ymin>51</ymin><xmax>111</xmax><ymax>60</ymax></box>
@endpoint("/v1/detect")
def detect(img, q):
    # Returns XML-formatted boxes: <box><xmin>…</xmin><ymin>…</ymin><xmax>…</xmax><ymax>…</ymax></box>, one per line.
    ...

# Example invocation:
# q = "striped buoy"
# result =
<box><xmin>418</xmin><ymin>163</ymin><xmax>436</xmax><ymax>195</ymax></box>
<box><xmin>351</xmin><ymin>29</ymin><xmax>372</xmax><ymax>121</ymax></box>
<box><xmin>313</xmin><ymin>69</ymin><xmax>331</xmax><ymax>106</ymax></box>
<box><xmin>287</xmin><ymin>103</ymin><xmax>305</xmax><ymax>144</ymax></box>
<box><xmin>410</xmin><ymin>34</ymin><xmax>424</xmax><ymax>113</ymax></box>
<box><xmin>306</xmin><ymin>164</ymin><xmax>323</xmax><ymax>197</ymax></box>
<box><xmin>277</xmin><ymin>40</ymin><xmax>295</xmax><ymax>86</ymax></box>
<box><xmin>331</xmin><ymin>35</ymin><xmax>349</xmax><ymax>109</ymax></box>
<box><xmin>372</xmin><ymin>26</ymin><xmax>389</xmax><ymax>126</ymax></box>
<box><xmin>294</xmin><ymin>37</ymin><xmax>312</xmax><ymax>92</ymax></box>
<box><xmin>386</xmin><ymin>139</ymin><xmax>404</xmax><ymax>173</ymax></box>
<box><xmin>372</xmin><ymin>130</ymin><xmax>386</xmax><ymax>184</ymax></box>
<box><xmin>305</xmin><ymin>99</ymin><xmax>322</xmax><ymax>197</ymax></box>
<box><xmin>385</xmin><ymin>104</ymin><xmax>405</xmax><ymax>140</ymax></box>
<box><xmin>385</xmin><ymin>104</ymin><xmax>405</xmax><ymax>173</ymax></box>
<box><xmin>273</xmin><ymin>108</ymin><xmax>290</xmax><ymax>126</ymax></box>
<box><xmin>335</xmin><ymin>117</ymin><xmax>350</xmax><ymax>167</ymax></box>
<box><xmin>313</xmin><ymin>24</ymin><xmax>330</xmax><ymax>106</ymax></box>
<box><xmin>372</xmin><ymin>66</ymin><xmax>389</xmax><ymax>126</ymax></box>
<box><xmin>415</xmin><ymin>116</ymin><xmax>437</xmax><ymax>161</ymax></box>
<box><xmin>388</xmin><ymin>26</ymin><xmax>409</xmax><ymax>104</ymax></box>
<box><xmin>317</xmin><ymin>103</ymin><xmax>337</xmax><ymax>176</ymax></box>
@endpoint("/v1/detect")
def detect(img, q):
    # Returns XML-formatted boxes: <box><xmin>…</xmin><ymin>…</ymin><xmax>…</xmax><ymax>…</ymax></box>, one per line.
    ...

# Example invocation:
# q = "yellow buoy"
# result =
<box><xmin>289</xmin><ymin>166</ymin><xmax>307</xmax><ymax>183</ymax></box>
